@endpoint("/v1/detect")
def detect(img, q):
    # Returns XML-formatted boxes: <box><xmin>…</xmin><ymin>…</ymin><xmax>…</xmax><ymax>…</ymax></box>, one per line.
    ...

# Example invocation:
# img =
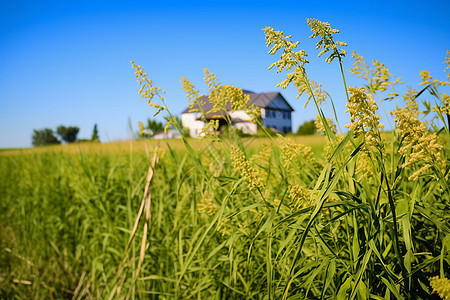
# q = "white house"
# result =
<box><xmin>153</xmin><ymin>129</ymin><xmax>181</xmax><ymax>140</ymax></box>
<box><xmin>181</xmin><ymin>90</ymin><xmax>294</xmax><ymax>138</ymax></box>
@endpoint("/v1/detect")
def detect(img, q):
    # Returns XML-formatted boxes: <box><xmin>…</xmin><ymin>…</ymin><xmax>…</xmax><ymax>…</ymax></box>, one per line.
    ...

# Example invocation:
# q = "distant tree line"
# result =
<box><xmin>296</xmin><ymin>120</ymin><xmax>317</xmax><ymax>135</ymax></box>
<box><xmin>32</xmin><ymin>118</ymin><xmax>316</xmax><ymax>147</ymax></box>
<box><xmin>32</xmin><ymin>124</ymin><xmax>100</xmax><ymax>147</ymax></box>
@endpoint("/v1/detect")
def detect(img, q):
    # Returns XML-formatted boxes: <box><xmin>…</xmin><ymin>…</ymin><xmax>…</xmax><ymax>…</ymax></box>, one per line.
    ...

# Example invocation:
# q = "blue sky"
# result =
<box><xmin>1</xmin><ymin>0</ymin><xmax>449</xmax><ymax>148</ymax></box>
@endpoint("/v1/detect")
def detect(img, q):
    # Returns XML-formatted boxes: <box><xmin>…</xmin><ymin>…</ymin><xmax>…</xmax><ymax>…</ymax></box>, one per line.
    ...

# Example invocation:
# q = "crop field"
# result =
<box><xmin>1</xmin><ymin>20</ymin><xmax>450</xmax><ymax>299</ymax></box>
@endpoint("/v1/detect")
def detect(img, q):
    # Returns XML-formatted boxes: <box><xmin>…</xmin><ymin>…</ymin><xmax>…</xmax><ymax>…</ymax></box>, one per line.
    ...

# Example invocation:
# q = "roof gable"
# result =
<box><xmin>182</xmin><ymin>90</ymin><xmax>294</xmax><ymax>114</ymax></box>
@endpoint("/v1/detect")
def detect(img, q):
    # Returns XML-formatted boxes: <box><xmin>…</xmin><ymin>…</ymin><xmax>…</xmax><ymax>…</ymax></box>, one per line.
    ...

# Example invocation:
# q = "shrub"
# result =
<box><xmin>296</xmin><ymin>120</ymin><xmax>316</xmax><ymax>135</ymax></box>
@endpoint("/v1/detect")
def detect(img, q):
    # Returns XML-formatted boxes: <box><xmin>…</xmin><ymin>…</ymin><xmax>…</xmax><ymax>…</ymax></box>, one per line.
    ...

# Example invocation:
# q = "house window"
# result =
<box><xmin>266</xmin><ymin>110</ymin><xmax>270</xmax><ymax>118</ymax></box>
<box><xmin>272</xmin><ymin>111</ymin><xmax>276</xmax><ymax>118</ymax></box>
<box><xmin>288</xmin><ymin>113</ymin><xmax>291</xmax><ymax>120</ymax></box>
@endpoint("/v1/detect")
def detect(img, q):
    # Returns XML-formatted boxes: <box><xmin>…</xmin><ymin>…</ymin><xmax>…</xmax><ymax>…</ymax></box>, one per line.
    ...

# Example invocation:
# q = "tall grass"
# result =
<box><xmin>1</xmin><ymin>19</ymin><xmax>449</xmax><ymax>299</ymax></box>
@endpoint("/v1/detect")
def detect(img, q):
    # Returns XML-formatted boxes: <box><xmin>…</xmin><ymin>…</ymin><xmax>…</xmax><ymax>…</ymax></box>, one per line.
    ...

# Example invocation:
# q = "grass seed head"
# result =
<box><xmin>444</xmin><ymin>50</ymin><xmax>450</xmax><ymax>80</ymax></box>
<box><xmin>315</xmin><ymin>115</ymin><xmax>337</xmax><ymax>134</ymax></box>
<box><xmin>349</xmin><ymin>51</ymin><xmax>402</xmax><ymax>98</ymax></box>
<box><xmin>279</xmin><ymin>137</ymin><xmax>322</xmax><ymax>172</ymax></box>
<box><xmin>217</xmin><ymin>218</ymin><xmax>232</xmax><ymax>236</ymax></box>
<box><xmin>391</xmin><ymin>105</ymin><xmax>445</xmax><ymax>180</ymax></box>
<box><xmin>131</xmin><ymin>61</ymin><xmax>165</xmax><ymax>105</ymax></box>
<box><xmin>181</xmin><ymin>76</ymin><xmax>202</xmax><ymax>108</ymax></box>
<box><xmin>288</xmin><ymin>184</ymin><xmax>312</xmax><ymax>209</ymax></box>
<box><xmin>198</xmin><ymin>197</ymin><xmax>218</xmax><ymax>216</ymax></box>
<box><xmin>306</xmin><ymin>18</ymin><xmax>346</xmax><ymax>64</ymax></box>
<box><xmin>345</xmin><ymin>87</ymin><xmax>383</xmax><ymax>148</ymax></box>
<box><xmin>231</xmin><ymin>147</ymin><xmax>264</xmax><ymax>192</ymax></box>
<box><xmin>429</xmin><ymin>276</ymin><xmax>450</xmax><ymax>299</ymax></box>
<box><xmin>403</xmin><ymin>87</ymin><xmax>419</xmax><ymax>115</ymax></box>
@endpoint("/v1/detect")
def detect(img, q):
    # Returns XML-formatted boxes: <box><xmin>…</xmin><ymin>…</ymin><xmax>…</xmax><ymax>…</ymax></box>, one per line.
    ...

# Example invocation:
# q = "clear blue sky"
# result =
<box><xmin>1</xmin><ymin>0</ymin><xmax>449</xmax><ymax>148</ymax></box>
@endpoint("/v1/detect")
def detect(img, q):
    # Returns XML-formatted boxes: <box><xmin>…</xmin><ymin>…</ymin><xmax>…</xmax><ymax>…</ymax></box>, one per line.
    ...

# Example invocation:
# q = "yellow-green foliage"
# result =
<box><xmin>430</xmin><ymin>276</ymin><xmax>450</xmax><ymax>299</ymax></box>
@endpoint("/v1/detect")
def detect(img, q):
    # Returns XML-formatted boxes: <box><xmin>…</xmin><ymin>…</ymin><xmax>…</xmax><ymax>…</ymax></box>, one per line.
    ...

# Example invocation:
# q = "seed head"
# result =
<box><xmin>420</xmin><ymin>70</ymin><xmax>433</xmax><ymax>86</ymax></box>
<box><xmin>444</xmin><ymin>50</ymin><xmax>450</xmax><ymax>80</ymax></box>
<box><xmin>429</xmin><ymin>276</ymin><xmax>450</xmax><ymax>299</ymax></box>
<box><xmin>231</xmin><ymin>147</ymin><xmax>264</xmax><ymax>192</ymax></box>
<box><xmin>349</xmin><ymin>51</ymin><xmax>402</xmax><ymax>98</ymax></box>
<box><xmin>181</xmin><ymin>76</ymin><xmax>202</xmax><ymax>111</ymax></box>
<box><xmin>198</xmin><ymin>120</ymin><xmax>220</xmax><ymax>138</ymax></box>
<box><xmin>288</xmin><ymin>184</ymin><xmax>312</xmax><ymax>209</ymax></box>
<box><xmin>263</xmin><ymin>26</ymin><xmax>309</xmax><ymax>70</ymax></box>
<box><xmin>263</xmin><ymin>26</ymin><xmax>312</xmax><ymax>104</ymax></box>
<box><xmin>202</xmin><ymin>71</ymin><xmax>261</xmax><ymax>122</ymax></box>
<box><xmin>131</xmin><ymin>61</ymin><xmax>164</xmax><ymax>106</ymax></box>
<box><xmin>420</xmin><ymin>70</ymin><xmax>449</xmax><ymax>86</ymax></box>
<box><xmin>315</xmin><ymin>115</ymin><xmax>337</xmax><ymax>134</ymax></box>
<box><xmin>306</xmin><ymin>18</ymin><xmax>346</xmax><ymax>64</ymax></box>
<box><xmin>345</xmin><ymin>87</ymin><xmax>383</xmax><ymax>148</ymax></box>
<box><xmin>403</xmin><ymin>88</ymin><xmax>419</xmax><ymax>115</ymax></box>
<box><xmin>198</xmin><ymin>197</ymin><xmax>218</xmax><ymax>216</ymax></box>
<box><xmin>441</xmin><ymin>93</ymin><xmax>450</xmax><ymax>115</ymax></box>
<box><xmin>391</xmin><ymin>105</ymin><xmax>445</xmax><ymax>180</ymax></box>
<box><xmin>279</xmin><ymin>137</ymin><xmax>322</xmax><ymax>172</ymax></box>
<box><xmin>217</xmin><ymin>218</ymin><xmax>231</xmax><ymax>236</ymax></box>
<box><xmin>138</xmin><ymin>121</ymin><xmax>145</xmax><ymax>137</ymax></box>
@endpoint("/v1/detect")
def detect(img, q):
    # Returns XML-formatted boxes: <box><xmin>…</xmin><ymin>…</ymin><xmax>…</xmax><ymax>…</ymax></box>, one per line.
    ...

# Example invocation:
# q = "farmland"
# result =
<box><xmin>1</xmin><ymin>128</ymin><xmax>448</xmax><ymax>299</ymax></box>
<box><xmin>0</xmin><ymin>136</ymin><xmax>329</xmax><ymax>299</ymax></box>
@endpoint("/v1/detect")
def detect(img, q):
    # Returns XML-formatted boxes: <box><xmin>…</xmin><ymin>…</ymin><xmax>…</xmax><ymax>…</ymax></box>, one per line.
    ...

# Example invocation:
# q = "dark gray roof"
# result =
<box><xmin>182</xmin><ymin>90</ymin><xmax>294</xmax><ymax>114</ymax></box>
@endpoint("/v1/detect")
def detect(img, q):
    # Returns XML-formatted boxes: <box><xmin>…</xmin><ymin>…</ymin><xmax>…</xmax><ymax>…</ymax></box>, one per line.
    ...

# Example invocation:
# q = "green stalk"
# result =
<box><xmin>381</xmin><ymin>162</ymin><xmax>409</xmax><ymax>295</ymax></box>
<box><xmin>337</xmin><ymin>53</ymin><xmax>350</xmax><ymax>103</ymax></box>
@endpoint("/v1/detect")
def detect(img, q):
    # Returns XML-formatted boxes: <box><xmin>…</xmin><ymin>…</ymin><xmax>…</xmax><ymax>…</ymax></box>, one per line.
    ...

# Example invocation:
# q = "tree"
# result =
<box><xmin>147</xmin><ymin>118</ymin><xmax>164</xmax><ymax>134</ymax></box>
<box><xmin>56</xmin><ymin>126</ymin><xmax>79</xmax><ymax>143</ymax></box>
<box><xmin>32</xmin><ymin>128</ymin><xmax>61</xmax><ymax>146</ymax></box>
<box><xmin>296</xmin><ymin>120</ymin><xmax>317</xmax><ymax>135</ymax></box>
<box><xmin>139</xmin><ymin>118</ymin><xmax>165</xmax><ymax>138</ymax></box>
<box><xmin>91</xmin><ymin>124</ymin><xmax>100</xmax><ymax>142</ymax></box>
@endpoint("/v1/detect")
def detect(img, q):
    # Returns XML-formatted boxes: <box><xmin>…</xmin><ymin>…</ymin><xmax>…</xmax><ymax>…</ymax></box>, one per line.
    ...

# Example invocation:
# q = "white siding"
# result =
<box><xmin>228</xmin><ymin>110</ymin><xmax>251</xmax><ymax>121</ymax></box>
<box><xmin>181</xmin><ymin>113</ymin><xmax>206</xmax><ymax>138</ymax></box>
<box><xmin>228</xmin><ymin>110</ymin><xmax>257</xmax><ymax>134</ymax></box>
<box><xmin>234</xmin><ymin>122</ymin><xmax>257</xmax><ymax>134</ymax></box>
<box><xmin>153</xmin><ymin>129</ymin><xmax>181</xmax><ymax>140</ymax></box>
<box><xmin>182</xmin><ymin>94</ymin><xmax>293</xmax><ymax>137</ymax></box>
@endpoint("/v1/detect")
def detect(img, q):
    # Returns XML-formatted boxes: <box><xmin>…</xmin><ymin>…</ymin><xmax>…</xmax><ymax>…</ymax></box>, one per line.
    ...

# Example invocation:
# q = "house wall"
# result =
<box><xmin>233</xmin><ymin>122</ymin><xmax>257</xmax><ymax>134</ymax></box>
<box><xmin>181</xmin><ymin>112</ymin><xmax>206</xmax><ymax>138</ymax></box>
<box><xmin>182</xmin><ymin>93</ymin><xmax>294</xmax><ymax>137</ymax></box>
<box><xmin>228</xmin><ymin>110</ymin><xmax>250</xmax><ymax>121</ymax></box>
<box><xmin>153</xmin><ymin>129</ymin><xmax>181</xmax><ymax>140</ymax></box>
<box><xmin>261</xmin><ymin>108</ymin><xmax>292</xmax><ymax>133</ymax></box>
<box><xmin>228</xmin><ymin>110</ymin><xmax>257</xmax><ymax>134</ymax></box>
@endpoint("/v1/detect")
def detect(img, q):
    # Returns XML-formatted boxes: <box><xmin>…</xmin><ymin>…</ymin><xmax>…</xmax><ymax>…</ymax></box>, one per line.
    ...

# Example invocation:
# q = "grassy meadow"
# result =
<box><xmin>1</xmin><ymin>19</ymin><xmax>450</xmax><ymax>299</ymax></box>
<box><xmin>0</xmin><ymin>136</ymin><xmax>326</xmax><ymax>299</ymax></box>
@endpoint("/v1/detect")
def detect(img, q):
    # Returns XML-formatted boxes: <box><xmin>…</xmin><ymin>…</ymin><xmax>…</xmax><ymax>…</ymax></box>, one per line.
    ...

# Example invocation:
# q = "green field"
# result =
<box><xmin>1</xmin><ymin>136</ymin><xmax>328</xmax><ymax>299</ymax></box>
<box><xmin>1</xmin><ymin>129</ymin><xmax>449</xmax><ymax>299</ymax></box>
